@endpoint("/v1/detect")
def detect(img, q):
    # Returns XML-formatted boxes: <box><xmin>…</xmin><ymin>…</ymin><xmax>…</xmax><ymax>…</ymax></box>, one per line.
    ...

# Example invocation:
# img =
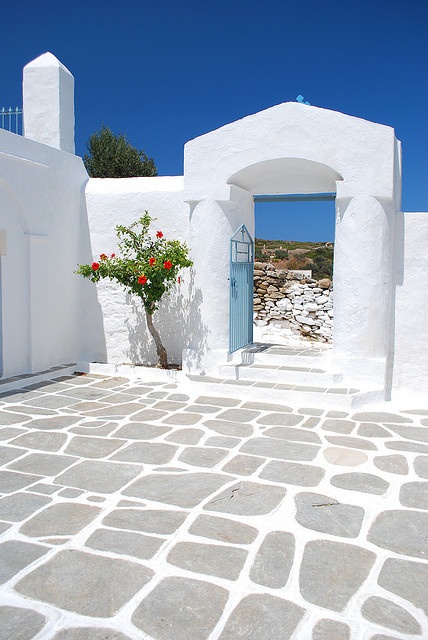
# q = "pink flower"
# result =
<box><xmin>149</xmin><ymin>257</ymin><xmax>156</xmax><ymax>266</ymax></box>
<box><xmin>163</xmin><ymin>260</ymin><xmax>172</xmax><ymax>270</ymax></box>
<box><xmin>138</xmin><ymin>275</ymin><xmax>147</xmax><ymax>285</ymax></box>
<box><xmin>91</xmin><ymin>262</ymin><xmax>100</xmax><ymax>271</ymax></box>
<box><xmin>156</xmin><ymin>231</ymin><xmax>163</xmax><ymax>238</ymax></box>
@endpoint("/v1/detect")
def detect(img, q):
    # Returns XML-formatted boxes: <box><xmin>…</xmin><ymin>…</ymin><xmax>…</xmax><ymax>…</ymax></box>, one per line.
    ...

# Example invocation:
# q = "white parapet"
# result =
<box><xmin>23</xmin><ymin>52</ymin><xmax>75</xmax><ymax>154</ymax></box>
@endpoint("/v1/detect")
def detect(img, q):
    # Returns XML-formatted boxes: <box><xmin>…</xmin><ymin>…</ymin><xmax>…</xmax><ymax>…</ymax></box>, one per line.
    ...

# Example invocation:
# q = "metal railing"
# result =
<box><xmin>0</xmin><ymin>107</ymin><xmax>23</xmax><ymax>135</ymax></box>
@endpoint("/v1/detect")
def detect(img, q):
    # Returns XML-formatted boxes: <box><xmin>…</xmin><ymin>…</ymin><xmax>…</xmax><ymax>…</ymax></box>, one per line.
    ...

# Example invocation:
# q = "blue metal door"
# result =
<box><xmin>229</xmin><ymin>225</ymin><xmax>254</xmax><ymax>352</ymax></box>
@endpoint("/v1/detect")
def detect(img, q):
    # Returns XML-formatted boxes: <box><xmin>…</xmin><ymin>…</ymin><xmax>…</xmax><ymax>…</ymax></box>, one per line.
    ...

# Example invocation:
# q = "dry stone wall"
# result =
<box><xmin>253</xmin><ymin>262</ymin><xmax>333</xmax><ymax>342</ymax></box>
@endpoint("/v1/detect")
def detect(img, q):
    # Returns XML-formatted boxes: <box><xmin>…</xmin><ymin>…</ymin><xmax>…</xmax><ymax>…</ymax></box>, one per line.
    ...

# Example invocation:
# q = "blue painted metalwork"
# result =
<box><xmin>229</xmin><ymin>224</ymin><xmax>254</xmax><ymax>353</ymax></box>
<box><xmin>254</xmin><ymin>192</ymin><xmax>335</xmax><ymax>203</ymax></box>
<box><xmin>0</xmin><ymin>107</ymin><xmax>23</xmax><ymax>135</ymax></box>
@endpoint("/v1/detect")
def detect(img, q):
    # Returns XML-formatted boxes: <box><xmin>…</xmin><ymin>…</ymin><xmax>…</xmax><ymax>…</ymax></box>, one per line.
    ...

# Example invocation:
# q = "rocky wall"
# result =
<box><xmin>253</xmin><ymin>262</ymin><xmax>333</xmax><ymax>343</ymax></box>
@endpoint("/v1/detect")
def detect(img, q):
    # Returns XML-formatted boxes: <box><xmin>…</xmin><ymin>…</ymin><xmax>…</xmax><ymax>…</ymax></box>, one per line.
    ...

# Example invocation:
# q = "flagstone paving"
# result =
<box><xmin>0</xmin><ymin>372</ymin><xmax>427</xmax><ymax>639</ymax></box>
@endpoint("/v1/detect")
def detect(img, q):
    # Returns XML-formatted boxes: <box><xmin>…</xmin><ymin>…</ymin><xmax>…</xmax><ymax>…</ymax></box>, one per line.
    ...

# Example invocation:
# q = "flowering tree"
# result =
<box><xmin>75</xmin><ymin>212</ymin><xmax>192</xmax><ymax>368</ymax></box>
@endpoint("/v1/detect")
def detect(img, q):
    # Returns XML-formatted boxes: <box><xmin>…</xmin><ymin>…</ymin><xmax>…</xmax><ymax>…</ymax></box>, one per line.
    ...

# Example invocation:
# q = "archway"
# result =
<box><xmin>184</xmin><ymin>101</ymin><xmax>400</xmax><ymax>391</ymax></box>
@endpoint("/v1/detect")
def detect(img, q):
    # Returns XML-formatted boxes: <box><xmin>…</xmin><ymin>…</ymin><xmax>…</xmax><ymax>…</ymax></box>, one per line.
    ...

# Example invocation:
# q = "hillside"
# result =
<box><xmin>255</xmin><ymin>238</ymin><xmax>334</xmax><ymax>279</ymax></box>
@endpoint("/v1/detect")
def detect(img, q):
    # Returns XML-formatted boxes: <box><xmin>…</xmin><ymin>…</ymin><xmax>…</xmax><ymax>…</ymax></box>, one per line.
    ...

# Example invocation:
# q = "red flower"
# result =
<box><xmin>110</xmin><ymin>253</ymin><xmax>115</xmax><ymax>258</ymax></box>
<box><xmin>100</xmin><ymin>253</ymin><xmax>108</xmax><ymax>260</ymax></box>
<box><xmin>156</xmin><ymin>231</ymin><xmax>163</xmax><ymax>238</ymax></box>
<box><xmin>91</xmin><ymin>262</ymin><xmax>100</xmax><ymax>271</ymax></box>
<box><xmin>149</xmin><ymin>257</ymin><xmax>156</xmax><ymax>266</ymax></box>
<box><xmin>163</xmin><ymin>260</ymin><xmax>172</xmax><ymax>270</ymax></box>
<box><xmin>177</xmin><ymin>276</ymin><xmax>181</xmax><ymax>284</ymax></box>
<box><xmin>138</xmin><ymin>275</ymin><xmax>147</xmax><ymax>285</ymax></box>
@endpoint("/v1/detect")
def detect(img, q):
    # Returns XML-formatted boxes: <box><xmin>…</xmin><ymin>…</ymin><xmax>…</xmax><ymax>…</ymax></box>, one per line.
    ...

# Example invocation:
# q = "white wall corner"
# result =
<box><xmin>23</xmin><ymin>52</ymin><xmax>75</xmax><ymax>154</ymax></box>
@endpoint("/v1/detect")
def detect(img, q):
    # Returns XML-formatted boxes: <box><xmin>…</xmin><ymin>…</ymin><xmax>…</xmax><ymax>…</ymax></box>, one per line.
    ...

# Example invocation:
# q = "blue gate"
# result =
<box><xmin>229</xmin><ymin>224</ymin><xmax>254</xmax><ymax>352</ymax></box>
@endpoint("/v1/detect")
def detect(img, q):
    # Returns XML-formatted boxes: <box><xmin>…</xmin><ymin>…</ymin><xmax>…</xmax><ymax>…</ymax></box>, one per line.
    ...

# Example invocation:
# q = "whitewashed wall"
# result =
<box><xmin>0</xmin><ymin>128</ymin><xmax>89</xmax><ymax>377</ymax></box>
<box><xmin>392</xmin><ymin>212</ymin><xmax>428</xmax><ymax>399</ymax></box>
<box><xmin>84</xmin><ymin>177</ymin><xmax>191</xmax><ymax>367</ymax></box>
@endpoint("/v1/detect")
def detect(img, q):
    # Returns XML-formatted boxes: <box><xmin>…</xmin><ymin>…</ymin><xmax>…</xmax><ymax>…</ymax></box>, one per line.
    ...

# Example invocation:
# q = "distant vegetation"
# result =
<box><xmin>255</xmin><ymin>238</ymin><xmax>334</xmax><ymax>279</ymax></box>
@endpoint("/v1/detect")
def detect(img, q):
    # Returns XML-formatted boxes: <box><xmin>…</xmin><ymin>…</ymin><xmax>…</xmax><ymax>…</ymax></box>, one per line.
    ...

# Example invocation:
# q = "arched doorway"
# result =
<box><xmin>184</xmin><ymin>102</ymin><xmax>400</xmax><ymax>392</ymax></box>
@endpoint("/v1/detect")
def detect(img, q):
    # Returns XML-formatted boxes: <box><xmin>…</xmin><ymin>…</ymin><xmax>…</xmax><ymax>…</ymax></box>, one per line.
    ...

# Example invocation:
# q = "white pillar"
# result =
<box><xmin>333</xmin><ymin>193</ymin><xmax>394</xmax><ymax>384</ymax></box>
<box><xmin>23</xmin><ymin>52</ymin><xmax>75</xmax><ymax>154</ymax></box>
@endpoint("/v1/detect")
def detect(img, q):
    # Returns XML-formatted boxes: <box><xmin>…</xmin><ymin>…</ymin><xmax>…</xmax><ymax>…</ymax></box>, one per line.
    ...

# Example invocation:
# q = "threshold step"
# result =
<box><xmin>185</xmin><ymin>374</ymin><xmax>382</xmax><ymax>409</ymax></box>
<box><xmin>219</xmin><ymin>363</ymin><xmax>343</xmax><ymax>386</ymax></box>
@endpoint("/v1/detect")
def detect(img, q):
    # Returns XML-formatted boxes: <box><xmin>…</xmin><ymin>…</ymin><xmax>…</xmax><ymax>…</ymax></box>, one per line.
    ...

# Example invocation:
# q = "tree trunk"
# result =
<box><xmin>145</xmin><ymin>307</ymin><xmax>168</xmax><ymax>368</ymax></box>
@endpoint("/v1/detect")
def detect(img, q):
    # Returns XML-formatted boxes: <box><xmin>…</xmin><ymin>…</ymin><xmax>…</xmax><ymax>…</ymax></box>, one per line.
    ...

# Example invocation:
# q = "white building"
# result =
<box><xmin>0</xmin><ymin>53</ymin><xmax>426</xmax><ymax>405</ymax></box>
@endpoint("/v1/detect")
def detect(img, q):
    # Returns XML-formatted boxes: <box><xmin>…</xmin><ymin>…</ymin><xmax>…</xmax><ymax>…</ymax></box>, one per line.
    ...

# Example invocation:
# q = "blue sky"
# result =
<box><xmin>1</xmin><ymin>0</ymin><xmax>426</xmax><ymax>241</ymax></box>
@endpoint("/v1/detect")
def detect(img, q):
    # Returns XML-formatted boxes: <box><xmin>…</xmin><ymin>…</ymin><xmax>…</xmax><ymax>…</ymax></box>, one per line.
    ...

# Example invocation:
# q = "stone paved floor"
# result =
<box><xmin>0</xmin><ymin>371</ymin><xmax>427</xmax><ymax>640</ymax></box>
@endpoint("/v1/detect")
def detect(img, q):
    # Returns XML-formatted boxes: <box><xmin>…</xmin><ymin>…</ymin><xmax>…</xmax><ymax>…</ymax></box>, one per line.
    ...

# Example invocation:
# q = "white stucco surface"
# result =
<box><xmin>84</xmin><ymin>177</ymin><xmax>191</xmax><ymax>367</ymax></box>
<box><xmin>1</xmin><ymin>52</ymin><xmax>427</xmax><ymax>404</ymax></box>
<box><xmin>23</xmin><ymin>52</ymin><xmax>75</xmax><ymax>153</ymax></box>
<box><xmin>392</xmin><ymin>212</ymin><xmax>428</xmax><ymax>398</ymax></box>
<box><xmin>0</xmin><ymin>128</ymin><xmax>88</xmax><ymax>377</ymax></box>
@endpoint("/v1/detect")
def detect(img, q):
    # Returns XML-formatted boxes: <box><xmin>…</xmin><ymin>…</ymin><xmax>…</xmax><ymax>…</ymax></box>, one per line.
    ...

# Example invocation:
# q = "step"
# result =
<box><xmin>185</xmin><ymin>374</ymin><xmax>385</xmax><ymax>409</ymax></box>
<box><xmin>219</xmin><ymin>363</ymin><xmax>343</xmax><ymax>386</ymax></box>
<box><xmin>235</xmin><ymin>343</ymin><xmax>333</xmax><ymax>368</ymax></box>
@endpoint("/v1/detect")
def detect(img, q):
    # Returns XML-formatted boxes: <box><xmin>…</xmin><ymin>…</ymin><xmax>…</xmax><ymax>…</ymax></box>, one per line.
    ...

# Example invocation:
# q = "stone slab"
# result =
<box><xmin>20</xmin><ymin>502</ymin><xmax>101</xmax><ymax>537</ymax></box>
<box><xmin>241</xmin><ymin>437</ymin><xmax>319</xmax><ymax>461</ymax></box>
<box><xmin>85</xmin><ymin>527</ymin><xmax>164</xmax><ymax>559</ymax></box>
<box><xmin>55</xmin><ymin>460</ymin><xmax>143</xmax><ymax>493</ymax></box>
<box><xmin>7</xmin><ymin>452</ymin><xmax>78</xmax><ymax>476</ymax></box>
<box><xmin>0</xmin><ymin>540</ymin><xmax>49</xmax><ymax>583</ymax></box>
<box><xmin>16</xmin><ymin>549</ymin><xmax>153</xmax><ymax>617</ymax></box>
<box><xmin>368</xmin><ymin>509</ymin><xmax>428</xmax><ymax>558</ymax></box>
<box><xmin>257</xmin><ymin>413</ymin><xmax>304</xmax><ymax>426</ymax></box>
<box><xmin>0</xmin><ymin>605</ymin><xmax>46</xmax><ymax>640</ymax></box>
<box><xmin>165</xmin><ymin>428</ymin><xmax>205</xmax><ymax>444</ymax></box>
<box><xmin>168</xmin><ymin>541</ymin><xmax>247</xmax><ymax>579</ymax></box>
<box><xmin>0</xmin><ymin>492</ymin><xmax>51</xmax><ymax>521</ymax></box>
<box><xmin>374</xmin><ymin>455</ymin><xmax>409</xmax><ymax>475</ymax></box>
<box><xmin>189</xmin><ymin>514</ymin><xmax>258</xmax><ymax>544</ymax></box>
<box><xmin>361</xmin><ymin>595</ymin><xmax>421</xmax><ymax>634</ymax></box>
<box><xmin>323</xmin><ymin>447</ymin><xmax>368</xmax><ymax>466</ymax></box>
<box><xmin>0</xmin><ymin>445</ymin><xmax>26</xmax><ymax>465</ymax></box>
<box><xmin>414</xmin><ymin>455</ymin><xmax>428</xmax><ymax>478</ymax></box>
<box><xmin>102</xmin><ymin>508</ymin><xmax>188</xmax><ymax>534</ymax></box>
<box><xmin>111</xmin><ymin>442</ymin><xmax>177</xmax><ymax>464</ymax></box>
<box><xmin>299</xmin><ymin>540</ymin><xmax>375</xmax><ymax>611</ymax></box>
<box><xmin>113</xmin><ymin>423</ymin><xmax>172</xmax><ymax>440</ymax></box>
<box><xmin>64</xmin><ymin>436</ymin><xmax>126</xmax><ymax>458</ymax></box>
<box><xmin>312</xmin><ymin>619</ymin><xmax>350</xmax><ymax>640</ymax></box>
<box><xmin>351</xmin><ymin>412</ymin><xmax>412</xmax><ymax>423</ymax></box>
<box><xmin>250</xmin><ymin>531</ymin><xmax>295</xmax><ymax>588</ymax></box>
<box><xmin>132</xmin><ymin>576</ymin><xmax>228</xmax><ymax>639</ymax></box>
<box><xmin>399</xmin><ymin>481</ymin><xmax>428</xmax><ymax>509</ymax></box>
<box><xmin>205</xmin><ymin>481</ymin><xmax>286</xmax><ymax>516</ymax></box>
<box><xmin>0</xmin><ymin>470</ymin><xmax>42</xmax><ymax>493</ymax></box>
<box><xmin>123</xmin><ymin>472</ymin><xmax>230</xmax><ymax>507</ymax></box>
<box><xmin>204</xmin><ymin>420</ymin><xmax>253</xmax><ymax>437</ymax></box>
<box><xmin>295</xmin><ymin>492</ymin><xmax>364</xmax><ymax>538</ymax></box>
<box><xmin>263</xmin><ymin>426</ymin><xmax>321</xmax><ymax>443</ymax></box>
<box><xmin>178</xmin><ymin>446</ymin><xmax>228</xmax><ymax>468</ymax></box>
<box><xmin>222</xmin><ymin>454</ymin><xmax>265</xmax><ymax>475</ymax></box>
<box><xmin>378</xmin><ymin>557</ymin><xmax>428</xmax><ymax>616</ymax></box>
<box><xmin>52</xmin><ymin>629</ymin><xmax>132</xmax><ymax>640</ymax></box>
<box><xmin>11</xmin><ymin>431</ymin><xmax>67</xmax><ymax>452</ymax></box>
<box><xmin>330</xmin><ymin>473</ymin><xmax>389</xmax><ymax>495</ymax></box>
<box><xmin>218</xmin><ymin>594</ymin><xmax>305</xmax><ymax>640</ymax></box>
<box><xmin>259</xmin><ymin>460</ymin><xmax>325</xmax><ymax>487</ymax></box>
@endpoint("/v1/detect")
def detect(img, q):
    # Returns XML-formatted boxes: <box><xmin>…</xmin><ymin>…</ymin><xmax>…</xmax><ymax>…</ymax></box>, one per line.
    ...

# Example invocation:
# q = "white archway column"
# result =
<box><xmin>183</xmin><ymin>189</ymin><xmax>254</xmax><ymax>374</ymax></box>
<box><xmin>333</xmin><ymin>193</ymin><xmax>394</xmax><ymax>385</ymax></box>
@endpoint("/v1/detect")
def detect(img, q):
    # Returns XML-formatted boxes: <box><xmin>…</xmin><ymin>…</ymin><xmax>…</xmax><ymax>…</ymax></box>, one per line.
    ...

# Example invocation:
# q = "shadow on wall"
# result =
<box><xmin>125</xmin><ymin>270</ymin><xmax>207</xmax><ymax>368</ymax></box>
<box><xmin>77</xmin><ymin>188</ymin><xmax>108</xmax><ymax>365</ymax></box>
